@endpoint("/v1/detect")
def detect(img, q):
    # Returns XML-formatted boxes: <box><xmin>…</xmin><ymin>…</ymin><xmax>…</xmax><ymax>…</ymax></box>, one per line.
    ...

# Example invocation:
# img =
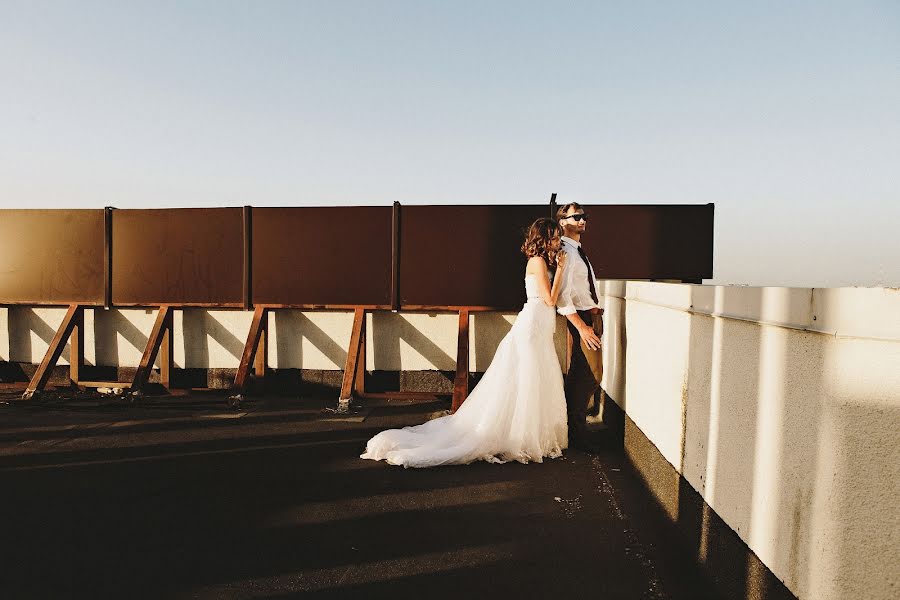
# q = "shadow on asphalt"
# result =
<box><xmin>0</xmin><ymin>394</ymin><xmax>724</xmax><ymax>599</ymax></box>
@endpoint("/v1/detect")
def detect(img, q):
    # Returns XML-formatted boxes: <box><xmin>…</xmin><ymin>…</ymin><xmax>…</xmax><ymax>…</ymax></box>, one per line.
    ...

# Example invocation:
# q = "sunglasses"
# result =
<box><xmin>564</xmin><ymin>213</ymin><xmax>588</xmax><ymax>222</ymax></box>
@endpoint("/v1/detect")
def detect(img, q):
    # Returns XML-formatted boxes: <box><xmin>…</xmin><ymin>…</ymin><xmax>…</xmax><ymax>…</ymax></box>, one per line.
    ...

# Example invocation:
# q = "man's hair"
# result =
<box><xmin>556</xmin><ymin>202</ymin><xmax>584</xmax><ymax>221</ymax></box>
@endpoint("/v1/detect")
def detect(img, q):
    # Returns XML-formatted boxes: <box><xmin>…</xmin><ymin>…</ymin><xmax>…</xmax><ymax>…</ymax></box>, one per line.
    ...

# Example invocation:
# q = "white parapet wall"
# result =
<box><xmin>598</xmin><ymin>281</ymin><xmax>900</xmax><ymax>600</ymax></box>
<box><xmin>0</xmin><ymin>307</ymin><xmax>567</xmax><ymax>373</ymax></box>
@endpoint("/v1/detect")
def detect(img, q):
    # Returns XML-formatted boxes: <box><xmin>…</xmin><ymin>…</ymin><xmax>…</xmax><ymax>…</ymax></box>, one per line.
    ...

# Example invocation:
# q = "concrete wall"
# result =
<box><xmin>598</xmin><ymin>281</ymin><xmax>900</xmax><ymax>600</ymax></box>
<box><xmin>0</xmin><ymin>307</ymin><xmax>568</xmax><ymax>373</ymax></box>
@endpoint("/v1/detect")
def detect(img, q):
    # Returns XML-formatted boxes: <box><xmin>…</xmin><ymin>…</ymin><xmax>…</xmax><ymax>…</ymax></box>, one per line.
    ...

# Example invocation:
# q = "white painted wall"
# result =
<box><xmin>598</xmin><ymin>281</ymin><xmax>900</xmax><ymax>600</ymax></box>
<box><xmin>0</xmin><ymin>307</ymin><xmax>567</xmax><ymax>372</ymax></box>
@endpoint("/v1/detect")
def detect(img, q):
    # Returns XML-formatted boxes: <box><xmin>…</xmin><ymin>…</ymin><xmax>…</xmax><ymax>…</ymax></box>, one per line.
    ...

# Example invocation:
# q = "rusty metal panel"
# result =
<box><xmin>400</xmin><ymin>205</ymin><xmax>547</xmax><ymax>308</ymax></box>
<box><xmin>0</xmin><ymin>209</ymin><xmax>105</xmax><ymax>305</ymax></box>
<box><xmin>252</xmin><ymin>207</ymin><xmax>393</xmax><ymax>306</ymax></box>
<box><xmin>112</xmin><ymin>208</ymin><xmax>244</xmax><ymax>306</ymax></box>
<box><xmin>580</xmin><ymin>204</ymin><xmax>714</xmax><ymax>280</ymax></box>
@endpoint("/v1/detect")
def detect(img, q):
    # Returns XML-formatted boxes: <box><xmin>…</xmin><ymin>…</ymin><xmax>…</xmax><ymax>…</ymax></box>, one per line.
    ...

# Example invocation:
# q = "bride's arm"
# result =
<box><xmin>548</xmin><ymin>252</ymin><xmax>566</xmax><ymax>306</ymax></box>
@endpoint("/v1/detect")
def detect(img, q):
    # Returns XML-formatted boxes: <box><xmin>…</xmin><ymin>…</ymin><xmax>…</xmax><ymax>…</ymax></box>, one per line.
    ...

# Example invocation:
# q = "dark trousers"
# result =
<box><xmin>565</xmin><ymin>310</ymin><xmax>603</xmax><ymax>442</ymax></box>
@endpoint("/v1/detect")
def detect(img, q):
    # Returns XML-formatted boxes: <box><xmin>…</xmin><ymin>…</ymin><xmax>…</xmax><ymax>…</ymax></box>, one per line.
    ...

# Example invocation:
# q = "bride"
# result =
<box><xmin>360</xmin><ymin>218</ymin><xmax>570</xmax><ymax>468</ymax></box>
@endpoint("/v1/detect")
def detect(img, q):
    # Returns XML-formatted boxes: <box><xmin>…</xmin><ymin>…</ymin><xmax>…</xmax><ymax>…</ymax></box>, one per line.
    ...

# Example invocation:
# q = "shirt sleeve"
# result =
<box><xmin>555</xmin><ymin>255</ymin><xmax>578</xmax><ymax>316</ymax></box>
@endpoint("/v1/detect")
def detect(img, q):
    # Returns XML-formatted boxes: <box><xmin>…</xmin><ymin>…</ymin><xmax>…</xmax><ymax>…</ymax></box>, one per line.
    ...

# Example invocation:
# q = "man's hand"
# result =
<box><xmin>579</xmin><ymin>324</ymin><xmax>602</xmax><ymax>351</ymax></box>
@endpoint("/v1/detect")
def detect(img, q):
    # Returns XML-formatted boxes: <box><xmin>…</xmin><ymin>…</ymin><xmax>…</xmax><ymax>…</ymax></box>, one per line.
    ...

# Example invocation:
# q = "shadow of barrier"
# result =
<box><xmin>0</xmin><ymin>200</ymin><xmax>714</xmax><ymax>409</ymax></box>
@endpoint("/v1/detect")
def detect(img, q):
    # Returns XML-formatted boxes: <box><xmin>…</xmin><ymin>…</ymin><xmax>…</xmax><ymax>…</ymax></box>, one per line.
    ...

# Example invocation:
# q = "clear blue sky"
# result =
<box><xmin>1</xmin><ymin>1</ymin><xmax>898</xmax><ymax>287</ymax></box>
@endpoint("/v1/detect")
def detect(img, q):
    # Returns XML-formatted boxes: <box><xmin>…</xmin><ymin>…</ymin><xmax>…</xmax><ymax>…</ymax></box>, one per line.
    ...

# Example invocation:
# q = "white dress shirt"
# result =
<box><xmin>556</xmin><ymin>236</ymin><xmax>601</xmax><ymax>316</ymax></box>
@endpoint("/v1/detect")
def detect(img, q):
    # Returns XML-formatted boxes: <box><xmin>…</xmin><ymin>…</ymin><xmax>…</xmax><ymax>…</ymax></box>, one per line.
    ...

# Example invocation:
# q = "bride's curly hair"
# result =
<box><xmin>521</xmin><ymin>218</ymin><xmax>562</xmax><ymax>267</ymax></box>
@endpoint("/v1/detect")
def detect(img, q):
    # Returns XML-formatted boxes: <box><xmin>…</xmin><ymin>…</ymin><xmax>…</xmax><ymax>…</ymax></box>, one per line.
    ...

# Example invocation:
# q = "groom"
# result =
<box><xmin>555</xmin><ymin>202</ymin><xmax>604</xmax><ymax>451</ymax></box>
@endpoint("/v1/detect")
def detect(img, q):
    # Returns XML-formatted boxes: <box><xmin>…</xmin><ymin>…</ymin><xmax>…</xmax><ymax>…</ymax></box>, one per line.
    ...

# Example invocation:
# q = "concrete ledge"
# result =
<box><xmin>812</xmin><ymin>287</ymin><xmax>900</xmax><ymax>340</ymax></box>
<box><xmin>601</xmin><ymin>282</ymin><xmax>900</xmax><ymax>341</ymax></box>
<box><xmin>624</xmin><ymin>414</ymin><xmax>797</xmax><ymax>600</ymax></box>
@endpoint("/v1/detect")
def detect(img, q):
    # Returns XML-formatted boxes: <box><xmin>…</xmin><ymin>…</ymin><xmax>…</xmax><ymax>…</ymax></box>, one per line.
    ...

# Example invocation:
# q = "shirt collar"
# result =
<box><xmin>560</xmin><ymin>236</ymin><xmax>581</xmax><ymax>248</ymax></box>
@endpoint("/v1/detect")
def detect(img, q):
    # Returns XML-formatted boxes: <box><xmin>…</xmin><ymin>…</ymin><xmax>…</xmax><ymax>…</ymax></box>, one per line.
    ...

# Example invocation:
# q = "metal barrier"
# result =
<box><xmin>1</xmin><ymin>200</ymin><xmax>714</xmax><ymax>406</ymax></box>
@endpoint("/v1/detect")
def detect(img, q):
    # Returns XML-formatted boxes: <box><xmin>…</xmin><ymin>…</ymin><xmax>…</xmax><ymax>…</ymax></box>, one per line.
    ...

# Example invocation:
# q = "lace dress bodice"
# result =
<box><xmin>525</xmin><ymin>274</ymin><xmax>541</xmax><ymax>300</ymax></box>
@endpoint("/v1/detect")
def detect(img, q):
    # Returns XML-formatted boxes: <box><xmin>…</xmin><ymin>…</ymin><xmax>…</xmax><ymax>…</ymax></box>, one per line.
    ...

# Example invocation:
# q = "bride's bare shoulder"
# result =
<box><xmin>525</xmin><ymin>256</ymin><xmax>548</xmax><ymax>276</ymax></box>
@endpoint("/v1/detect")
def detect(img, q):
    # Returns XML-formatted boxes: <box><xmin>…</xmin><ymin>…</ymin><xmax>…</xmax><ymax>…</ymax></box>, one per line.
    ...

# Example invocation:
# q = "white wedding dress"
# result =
<box><xmin>360</xmin><ymin>274</ymin><xmax>568</xmax><ymax>468</ymax></box>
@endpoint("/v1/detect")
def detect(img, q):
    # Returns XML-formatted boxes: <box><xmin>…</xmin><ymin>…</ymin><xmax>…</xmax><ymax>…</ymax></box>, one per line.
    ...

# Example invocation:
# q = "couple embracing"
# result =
<box><xmin>361</xmin><ymin>203</ymin><xmax>604</xmax><ymax>468</ymax></box>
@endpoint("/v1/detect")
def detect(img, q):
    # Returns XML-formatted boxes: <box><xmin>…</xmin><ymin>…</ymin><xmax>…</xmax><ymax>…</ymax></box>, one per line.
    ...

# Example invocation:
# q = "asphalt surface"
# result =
<box><xmin>0</xmin><ymin>391</ymin><xmax>723</xmax><ymax>599</ymax></box>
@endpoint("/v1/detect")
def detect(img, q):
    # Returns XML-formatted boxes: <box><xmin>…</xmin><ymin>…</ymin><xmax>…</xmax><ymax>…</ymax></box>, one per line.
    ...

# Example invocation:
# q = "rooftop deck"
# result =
<box><xmin>0</xmin><ymin>392</ymin><xmax>722</xmax><ymax>599</ymax></box>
